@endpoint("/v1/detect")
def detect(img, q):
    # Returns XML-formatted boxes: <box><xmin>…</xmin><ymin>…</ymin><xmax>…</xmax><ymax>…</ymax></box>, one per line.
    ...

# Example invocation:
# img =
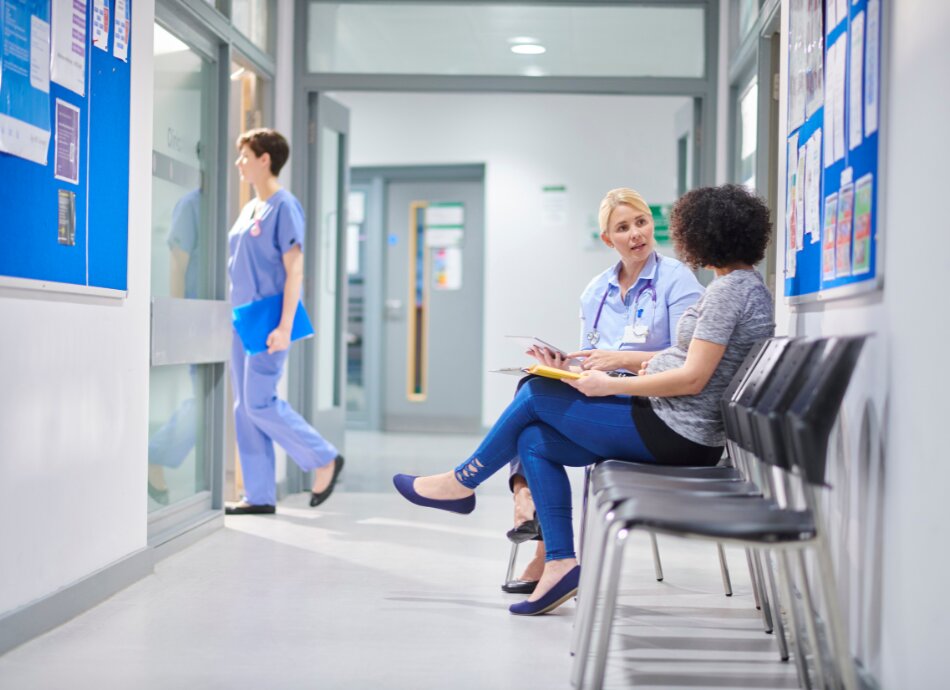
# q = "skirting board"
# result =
<box><xmin>0</xmin><ymin>512</ymin><xmax>223</xmax><ymax>656</ymax></box>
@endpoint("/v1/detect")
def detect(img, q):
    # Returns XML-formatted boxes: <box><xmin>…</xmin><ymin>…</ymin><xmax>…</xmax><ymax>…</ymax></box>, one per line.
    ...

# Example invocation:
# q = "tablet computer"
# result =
<box><xmin>505</xmin><ymin>335</ymin><xmax>581</xmax><ymax>365</ymax></box>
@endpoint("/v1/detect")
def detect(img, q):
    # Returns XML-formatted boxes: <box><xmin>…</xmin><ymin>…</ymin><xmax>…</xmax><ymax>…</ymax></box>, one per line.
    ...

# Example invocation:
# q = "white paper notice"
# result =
<box><xmin>786</xmin><ymin>133</ymin><xmax>799</xmax><ymax>254</ymax></box>
<box><xmin>864</xmin><ymin>0</ymin><xmax>880</xmax><ymax>135</ymax></box>
<box><xmin>825</xmin><ymin>1</ymin><xmax>837</xmax><ymax>35</ymax></box>
<box><xmin>788</xmin><ymin>0</ymin><xmax>807</xmax><ymax>130</ymax></box>
<box><xmin>832</xmin><ymin>39</ymin><xmax>847</xmax><ymax>162</ymax></box>
<box><xmin>849</xmin><ymin>11</ymin><xmax>865</xmax><ymax>151</ymax></box>
<box><xmin>542</xmin><ymin>186</ymin><xmax>568</xmax><ymax>227</ymax></box>
<box><xmin>424</xmin><ymin>204</ymin><xmax>464</xmax><ymax>226</ymax></box>
<box><xmin>30</xmin><ymin>15</ymin><xmax>51</xmax><ymax>93</ymax></box>
<box><xmin>796</xmin><ymin>148</ymin><xmax>806</xmax><ymax>249</ymax></box>
<box><xmin>805</xmin><ymin>131</ymin><xmax>822</xmax><ymax>244</ymax></box>
<box><xmin>823</xmin><ymin>41</ymin><xmax>836</xmax><ymax>165</ymax></box>
<box><xmin>93</xmin><ymin>0</ymin><xmax>109</xmax><ymax>51</ymax></box>
<box><xmin>113</xmin><ymin>0</ymin><xmax>129</xmax><ymax>62</ymax></box>
<box><xmin>52</xmin><ymin>0</ymin><xmax>88</xmax><ymax>96</ymax></box>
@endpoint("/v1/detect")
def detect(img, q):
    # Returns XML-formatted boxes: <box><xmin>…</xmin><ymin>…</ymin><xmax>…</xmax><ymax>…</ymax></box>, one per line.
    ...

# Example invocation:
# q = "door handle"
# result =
<box><xmin>385</xmin><ymin>298</ymin><xmax>403</xmax><ymax>321</ymax></box>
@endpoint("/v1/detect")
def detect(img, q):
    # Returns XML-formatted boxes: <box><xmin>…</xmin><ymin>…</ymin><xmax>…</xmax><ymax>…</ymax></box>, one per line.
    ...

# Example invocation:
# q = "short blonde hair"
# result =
<box><xmin>598</xmin><ymin>188</ymin><xmax>651</xmax><ymax>233</ymax></box>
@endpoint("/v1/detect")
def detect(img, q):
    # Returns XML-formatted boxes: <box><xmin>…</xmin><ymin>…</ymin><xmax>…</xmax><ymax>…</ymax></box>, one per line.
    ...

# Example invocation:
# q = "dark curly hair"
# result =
<box><xmin>670</xmin><ymin>184</ymin><xmax>772</xmax><ymax>269</ymax></box>
<box><xmin>236</xmin><ymin>128</ymin><xmax>290</xmax><ymax>176</ymax></box>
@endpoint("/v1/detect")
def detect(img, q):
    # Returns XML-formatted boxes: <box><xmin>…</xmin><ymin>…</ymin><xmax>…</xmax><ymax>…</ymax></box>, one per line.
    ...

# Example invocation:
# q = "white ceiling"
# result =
<box><xmin>307</xmin><ymin>2</ymin><xmax>706</xmax><ymax>78</ymax></box>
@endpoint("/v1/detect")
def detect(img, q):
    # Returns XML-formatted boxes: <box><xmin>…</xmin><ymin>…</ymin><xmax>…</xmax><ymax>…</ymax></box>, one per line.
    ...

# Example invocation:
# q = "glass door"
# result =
<box><xmin>287</xmin><ymin>93</ymin><xmax>349</xmax><ymax>492</ymax></box>
<box><xmin>148</xmin><ymin>22</ymin><xmax>229</xmax><ymax>533</ymax></box>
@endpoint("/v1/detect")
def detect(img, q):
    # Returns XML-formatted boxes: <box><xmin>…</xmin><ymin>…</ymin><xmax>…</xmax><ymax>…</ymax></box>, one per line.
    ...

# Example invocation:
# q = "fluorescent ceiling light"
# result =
<box><xmin>511</xmin><ymin>44</ymin><xmax>546</xmax><ymax>55</ymax></box>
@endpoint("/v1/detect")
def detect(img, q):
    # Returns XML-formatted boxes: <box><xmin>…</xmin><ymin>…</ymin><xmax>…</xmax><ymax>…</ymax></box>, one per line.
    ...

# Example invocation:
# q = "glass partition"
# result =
<box><xmin>737</xmin><ymin>78</ymin><xmax>758</xmax><ymax>190</ymax></box>
<box><xmin>308</xmin><ymin>2</ymin><xmax>705</xmax><ymax>78</ymax></box>
<box><xmin>232</xmin><ymin>0</ymin><xmax>272</xmax><ymax>53</ymax></box>
<box><xmin>148</xmin><ymin>24</ymin><xmax>214</xmax><ymax>512</ymax></box>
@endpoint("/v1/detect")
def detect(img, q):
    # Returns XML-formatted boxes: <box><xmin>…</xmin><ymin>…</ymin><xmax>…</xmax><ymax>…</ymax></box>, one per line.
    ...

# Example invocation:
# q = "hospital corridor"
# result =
<box><xmin>1</xmin><ymin>1</ymin><xmax>948</xmax><ymax>689</ymax></box>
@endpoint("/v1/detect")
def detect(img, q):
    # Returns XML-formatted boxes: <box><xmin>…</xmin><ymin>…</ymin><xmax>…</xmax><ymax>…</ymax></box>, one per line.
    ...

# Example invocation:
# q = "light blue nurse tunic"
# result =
<box><xmin>228</xmin><ymin>189</ymin><xmax>338</xmax><ymax>506</ymax></box>
<box><xmin>578</xmin><ymin>251</ymin><xmax>703</xmax><ymax>353</ymax></box>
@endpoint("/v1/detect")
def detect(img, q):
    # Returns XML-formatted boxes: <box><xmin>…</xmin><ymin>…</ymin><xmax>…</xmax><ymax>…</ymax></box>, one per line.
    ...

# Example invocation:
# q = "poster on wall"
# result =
<box><xmin>92</xmin><ymin>0</ymin><xmax>109</xmax><ymax>51</ymax></box>
<box><xmin>113</xmin><ymin>0</ymin><xmax>129</xmax><ymax>62</ymax></box>
<box><xmin>432</xmin><ymin>247</ymin><xmax>462</xmax><ymax>290</ymax></box>
<box><xmin>0</xmin><ymin>0</ymin><xmax>52</xmax><ymax>164</ymax></box>
<box><xmin>50</xmin><ymin>0</ymin><xmax>86</xmax><ymax>96</ymax></box>
<box><xmin>788</xmin><ymin>0</ymin><xmax>807</xmax><ymax>129</ymax></box>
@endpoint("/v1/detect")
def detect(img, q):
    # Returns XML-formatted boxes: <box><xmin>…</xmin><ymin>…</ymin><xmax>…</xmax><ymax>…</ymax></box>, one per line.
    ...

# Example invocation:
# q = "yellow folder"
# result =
<box><xmin>524</xmin><ymin>364</ymin><xmax>582</xmax><ymax>381</ymax></box>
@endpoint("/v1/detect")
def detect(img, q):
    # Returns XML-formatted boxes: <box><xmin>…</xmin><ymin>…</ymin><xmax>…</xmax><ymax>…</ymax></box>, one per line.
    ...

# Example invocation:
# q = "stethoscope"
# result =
<box><xmin>586</xmin><ymin>255</ymin><xmax>659</xmax><ymax>346</ymax></box>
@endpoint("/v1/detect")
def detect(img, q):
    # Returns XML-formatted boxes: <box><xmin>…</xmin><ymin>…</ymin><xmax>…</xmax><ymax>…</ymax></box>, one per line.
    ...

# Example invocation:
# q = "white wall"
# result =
<box><xmin>0</xmin><ymin>0</ymin><xmax>154</xmax><ymax>614</ymax></box>
<box><xmin>768</xmin><ymin>1</ymin><xmax>950</xmax><ymax>686</ymax></box>
<box><xmin>333</xmin><ymin>91</ymin><xmax>688</xmax><ymax>424</ymax></box>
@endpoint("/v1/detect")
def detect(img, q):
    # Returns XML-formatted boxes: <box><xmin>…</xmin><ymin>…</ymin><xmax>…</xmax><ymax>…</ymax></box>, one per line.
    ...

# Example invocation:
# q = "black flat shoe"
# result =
<box><xmin>310</xmin><ymin>455</ymin><xmax>345</xmax><ymax>507</ymax></box>
<box><xmin>502</xmin><ymin>579</ymin><xmax>539</xmax><ymax>594</ymax></box>
<box><xmin>506</xmin><ymin>515</ymin><xmax>543</xmax><ymax>543</ymax></box>
<box><xmin>225</xmin><ymin>502</ymin><xmax>276</xmax><ymax>515</ymax></box>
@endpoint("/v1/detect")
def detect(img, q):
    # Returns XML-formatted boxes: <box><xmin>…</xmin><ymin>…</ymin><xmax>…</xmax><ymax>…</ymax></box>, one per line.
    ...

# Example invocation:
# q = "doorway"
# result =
<box><xmin>350</xmin><ymin>166</ymin><xmax>486</xmax><ymax>433</ymax></box>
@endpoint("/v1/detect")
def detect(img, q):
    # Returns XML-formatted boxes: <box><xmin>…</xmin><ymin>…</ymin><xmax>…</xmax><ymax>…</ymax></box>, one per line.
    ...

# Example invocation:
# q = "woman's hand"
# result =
<box><xmin>527</xmin><ymin>345</ymin><xmax>569</xmax><ymax>370</ymax></box>
<box><xmin>638</xmin><ymin>357</ymin><xmax>652</xmax><ymax>376</ymax></box>
<box><xmin>266</xmin><ymin>326</ymin><xmax>292</xmax><ymax>354</ymax></box>
<box><xmin>566</xmin><ymin>349</ymin><xmax>628</xmax><ymax>372</ymax></box>
<box><xmin>566</xmin><ymin>370</ymin><xmax>616</xmax><ymax>397</ymax></box>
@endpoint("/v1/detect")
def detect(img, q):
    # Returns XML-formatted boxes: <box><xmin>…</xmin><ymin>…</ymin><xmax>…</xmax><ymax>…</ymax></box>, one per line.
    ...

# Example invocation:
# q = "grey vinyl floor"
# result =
<box><xmin>0</xmin><ymin>431</ymin><xmax>797</xmax><ymax>689</ymax></box>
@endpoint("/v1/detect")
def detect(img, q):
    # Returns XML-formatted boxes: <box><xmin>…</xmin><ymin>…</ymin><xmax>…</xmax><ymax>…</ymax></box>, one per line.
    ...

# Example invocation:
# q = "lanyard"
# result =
<box><xmin>588</xmin><ymin>254</ymin><xmax>659</xmax><ymax>345</ymax></box>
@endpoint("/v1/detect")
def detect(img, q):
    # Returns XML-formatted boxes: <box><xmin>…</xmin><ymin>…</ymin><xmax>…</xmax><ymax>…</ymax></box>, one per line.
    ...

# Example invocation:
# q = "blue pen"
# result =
<box><xmin>636</xmin><ymin>308</ymin><xmax>643</xmax><ymax>318</ymax></box>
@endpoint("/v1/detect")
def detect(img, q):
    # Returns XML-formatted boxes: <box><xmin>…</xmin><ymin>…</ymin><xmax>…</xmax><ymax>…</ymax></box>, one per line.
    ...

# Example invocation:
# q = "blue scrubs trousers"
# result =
<box><xmin>231</xmin><ymin>334</ymin><xmax>339</xmax><ymax>506</ymax></box>
<box><xmin>454</xmin><ymin>377</ymin><xmax>655</xmax><ymax>561</ymax></box>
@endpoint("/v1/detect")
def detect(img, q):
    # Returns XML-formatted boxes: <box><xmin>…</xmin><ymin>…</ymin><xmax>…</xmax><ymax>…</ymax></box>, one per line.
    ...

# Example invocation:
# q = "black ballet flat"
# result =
<box><xmin>502</xmin><ymin>579</ymin><xmax>539</xmax><ymax>594</ymax></box>
<box><xmin>310</xmin><ymin>455</ymin><xmax>345</xmax><ymax>507</ymax></box>
<box><xmin>225</xmin><ymin>502</ymin><xmax>276</xmax><ymax>515</ymax></box>
<box><xmin>506</xmin><ymin>515</ymin><xmax>543</xmax><ymax>543</ymax></box>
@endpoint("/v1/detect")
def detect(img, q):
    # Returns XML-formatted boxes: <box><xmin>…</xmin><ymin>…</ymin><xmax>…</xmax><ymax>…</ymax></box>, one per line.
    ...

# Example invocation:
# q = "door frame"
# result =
<box><xmin>286</xmin><ymin>93</ymin><xmax>350</xmax><ymax>494</ymax></box>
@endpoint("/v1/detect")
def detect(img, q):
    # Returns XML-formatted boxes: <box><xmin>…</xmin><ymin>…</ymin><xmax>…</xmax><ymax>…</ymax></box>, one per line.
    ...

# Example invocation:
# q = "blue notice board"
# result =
<box><xmin>0</xmin><ymin>0</ymin><xmax>131</xmax><ymax>294</ymax></box>
<box><xmin>784</xmin><ymin>0</ymin><xmax>882</xmax><ymax>302</ymax></box>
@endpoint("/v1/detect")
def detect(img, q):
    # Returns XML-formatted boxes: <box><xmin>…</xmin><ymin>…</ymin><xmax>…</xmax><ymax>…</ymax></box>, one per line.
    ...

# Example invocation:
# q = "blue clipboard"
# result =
<box><xmin>232</xmin><ymin>294</ymin><xmax>315</xmax><ymax>355</ymax></box>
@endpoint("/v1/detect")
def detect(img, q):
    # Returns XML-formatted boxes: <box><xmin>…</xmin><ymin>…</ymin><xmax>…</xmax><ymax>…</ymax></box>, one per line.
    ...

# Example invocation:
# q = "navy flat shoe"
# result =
<box><xmin>509</xmin><ymin>565</ymin><xmax>581</xmax><ymax>616</ymax></box>
<box><xmin>392</xmin><ymin>474</ymin><xmax>476</xmax><ymax>514</ymax></box>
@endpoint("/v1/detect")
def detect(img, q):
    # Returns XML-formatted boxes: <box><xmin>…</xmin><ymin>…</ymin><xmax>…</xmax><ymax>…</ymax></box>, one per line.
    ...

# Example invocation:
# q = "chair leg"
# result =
<box><xmin>746</xmin><ymin>547</ymin><xmax>763</xmax><ymax>610</ymax></box>
<box><xmin>752</xmin><ymin>549</ymin><xmax>775</xmax><ymax>634</ymax></box>
<box><xmin>813</xmin><ymin>533</ymin><xmax>861</xmax><ymax>690</ymax></box>
<box><xmin>570</xmin><ymin>505</ymin><xmax>615</xmax><ymax>686</ymax></box>
<box><xmin>761</xmin><ymin>550</ymin><xmax>791</xmax><ymax>662</ymax></box>
<box><xmin>504</xmin><ymin>541</ymin><xmax>519</xmax><ymax>585</ymax></box>
<box><xmin>717</xmin><ymin>543</ymin><xmax>733</xmax><ymax>597</ymax></box>
<box><xmin>578</xmin><ymin>466</ymin><xmax>593</xmax><ymax>562</ymax></box>
<box><xmin>650</xmin><ymin>532</ymin><xmax>663</xmax><ymax>581</ymax></box>
<box><xmin>777</xmin><ymin>550</ymin><xmax>814</xmax><ymax>690</ymax></box>
<box><xmin>588</xmin><ymin>523</ymin><xmax>630</xmax><ymax>690</ymax></box>
<box><xmin>795</xmin><ymin>551</ymin><xmax>829</xmax><ymax>690</ymax></box>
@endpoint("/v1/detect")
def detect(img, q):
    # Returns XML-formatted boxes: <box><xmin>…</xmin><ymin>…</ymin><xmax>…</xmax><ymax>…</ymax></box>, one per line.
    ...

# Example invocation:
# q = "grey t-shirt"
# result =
<box><xmin>645</xmin><ymin>269</ymin><xmax>775</xmax><ymax>446</ymax></box>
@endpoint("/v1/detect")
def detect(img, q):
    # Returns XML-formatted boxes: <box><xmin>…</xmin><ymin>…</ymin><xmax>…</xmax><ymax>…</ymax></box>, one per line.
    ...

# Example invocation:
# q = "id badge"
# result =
<box><xmin>622</xmin><ymin>324</ymin><xmax>647</xmax><ymax>344</ymax></box>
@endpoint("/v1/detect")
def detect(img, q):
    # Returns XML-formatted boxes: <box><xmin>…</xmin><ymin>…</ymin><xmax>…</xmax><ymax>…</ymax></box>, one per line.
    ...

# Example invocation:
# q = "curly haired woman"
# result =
<box><xmin>393</xmin><ymin>184</ymin><xmax>775</xmax><ymax>615</ymax></box>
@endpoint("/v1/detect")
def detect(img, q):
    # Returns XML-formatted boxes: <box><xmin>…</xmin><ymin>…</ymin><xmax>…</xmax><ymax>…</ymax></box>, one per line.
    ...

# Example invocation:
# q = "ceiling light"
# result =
<box><xmin>511</xmin><ymin>44</ymin><xmax>546</xmax><ymax>55</ymax></box>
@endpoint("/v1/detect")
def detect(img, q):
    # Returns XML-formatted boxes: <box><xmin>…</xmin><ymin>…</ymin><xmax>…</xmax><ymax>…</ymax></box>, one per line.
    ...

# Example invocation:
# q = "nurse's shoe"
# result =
<box><xmin>310</xmin><ymin>455</ymin><xmax>345</xmax><ymax>507</ymax></box>
<box><xmin>225</xmin><ymin>502</ymin><xmax>276</xmax><ymax>515</ymax></box>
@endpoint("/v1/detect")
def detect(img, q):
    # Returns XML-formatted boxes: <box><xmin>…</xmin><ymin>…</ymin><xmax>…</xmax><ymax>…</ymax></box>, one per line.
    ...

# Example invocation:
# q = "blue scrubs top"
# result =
<box><xmin>228</xmin><ymin>189</ymin><xmax>305</xmax><ymax>307</ymax></box>
<box><xmin>578</xmin><ymin>251</ymin><xmax>703</xmax><ymax>352</ymax></box>
<box><xmin>168</xmin><ymin>189</ymin><xmax>201</xmax><ymax>299</ymax></box>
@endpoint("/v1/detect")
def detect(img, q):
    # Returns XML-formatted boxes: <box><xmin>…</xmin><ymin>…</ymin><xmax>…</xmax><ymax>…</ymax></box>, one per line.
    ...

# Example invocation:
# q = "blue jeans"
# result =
<box><xmin>454</xmin><ymin>377</ymin><xmax>655</xmax><ymax>561</ymax></box>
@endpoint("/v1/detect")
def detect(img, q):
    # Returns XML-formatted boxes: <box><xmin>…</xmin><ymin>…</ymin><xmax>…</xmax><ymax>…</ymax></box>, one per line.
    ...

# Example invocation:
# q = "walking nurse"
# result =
<box><xmin>226</xmin><ymin>128</ymin><xmax>343</xmax><ymax>515</ymax></box>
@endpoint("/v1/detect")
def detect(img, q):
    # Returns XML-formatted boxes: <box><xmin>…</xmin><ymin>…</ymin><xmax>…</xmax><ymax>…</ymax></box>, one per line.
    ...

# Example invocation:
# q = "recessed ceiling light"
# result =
<box><xmin>509</xmin><ymin>36</ymin><xmax>540</xmax><ymax>45</ymax></box>
<box><xmin>511</xmin><ymin>44</ymin><xmax>546</xmax><ymax>55</ymax></box>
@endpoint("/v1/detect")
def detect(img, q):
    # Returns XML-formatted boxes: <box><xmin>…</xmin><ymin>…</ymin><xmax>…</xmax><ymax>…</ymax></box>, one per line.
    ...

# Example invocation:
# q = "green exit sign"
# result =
<box><xmin>650</xmin><ymin>204</ymin><xmax>673</xmax><ymax>243</ymax></box>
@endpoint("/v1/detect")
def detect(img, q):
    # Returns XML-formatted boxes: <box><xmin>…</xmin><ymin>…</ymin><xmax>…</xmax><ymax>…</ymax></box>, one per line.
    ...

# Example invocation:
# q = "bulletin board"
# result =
<box><xmin>0</xmin><ymin>0</ymin><xmax>132</xmax><ymax>296</ymax></box>
<box><xmin>784</xmin><ymin>0</ymin><xmax>882</xmax><ymax>303</ymax></box>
